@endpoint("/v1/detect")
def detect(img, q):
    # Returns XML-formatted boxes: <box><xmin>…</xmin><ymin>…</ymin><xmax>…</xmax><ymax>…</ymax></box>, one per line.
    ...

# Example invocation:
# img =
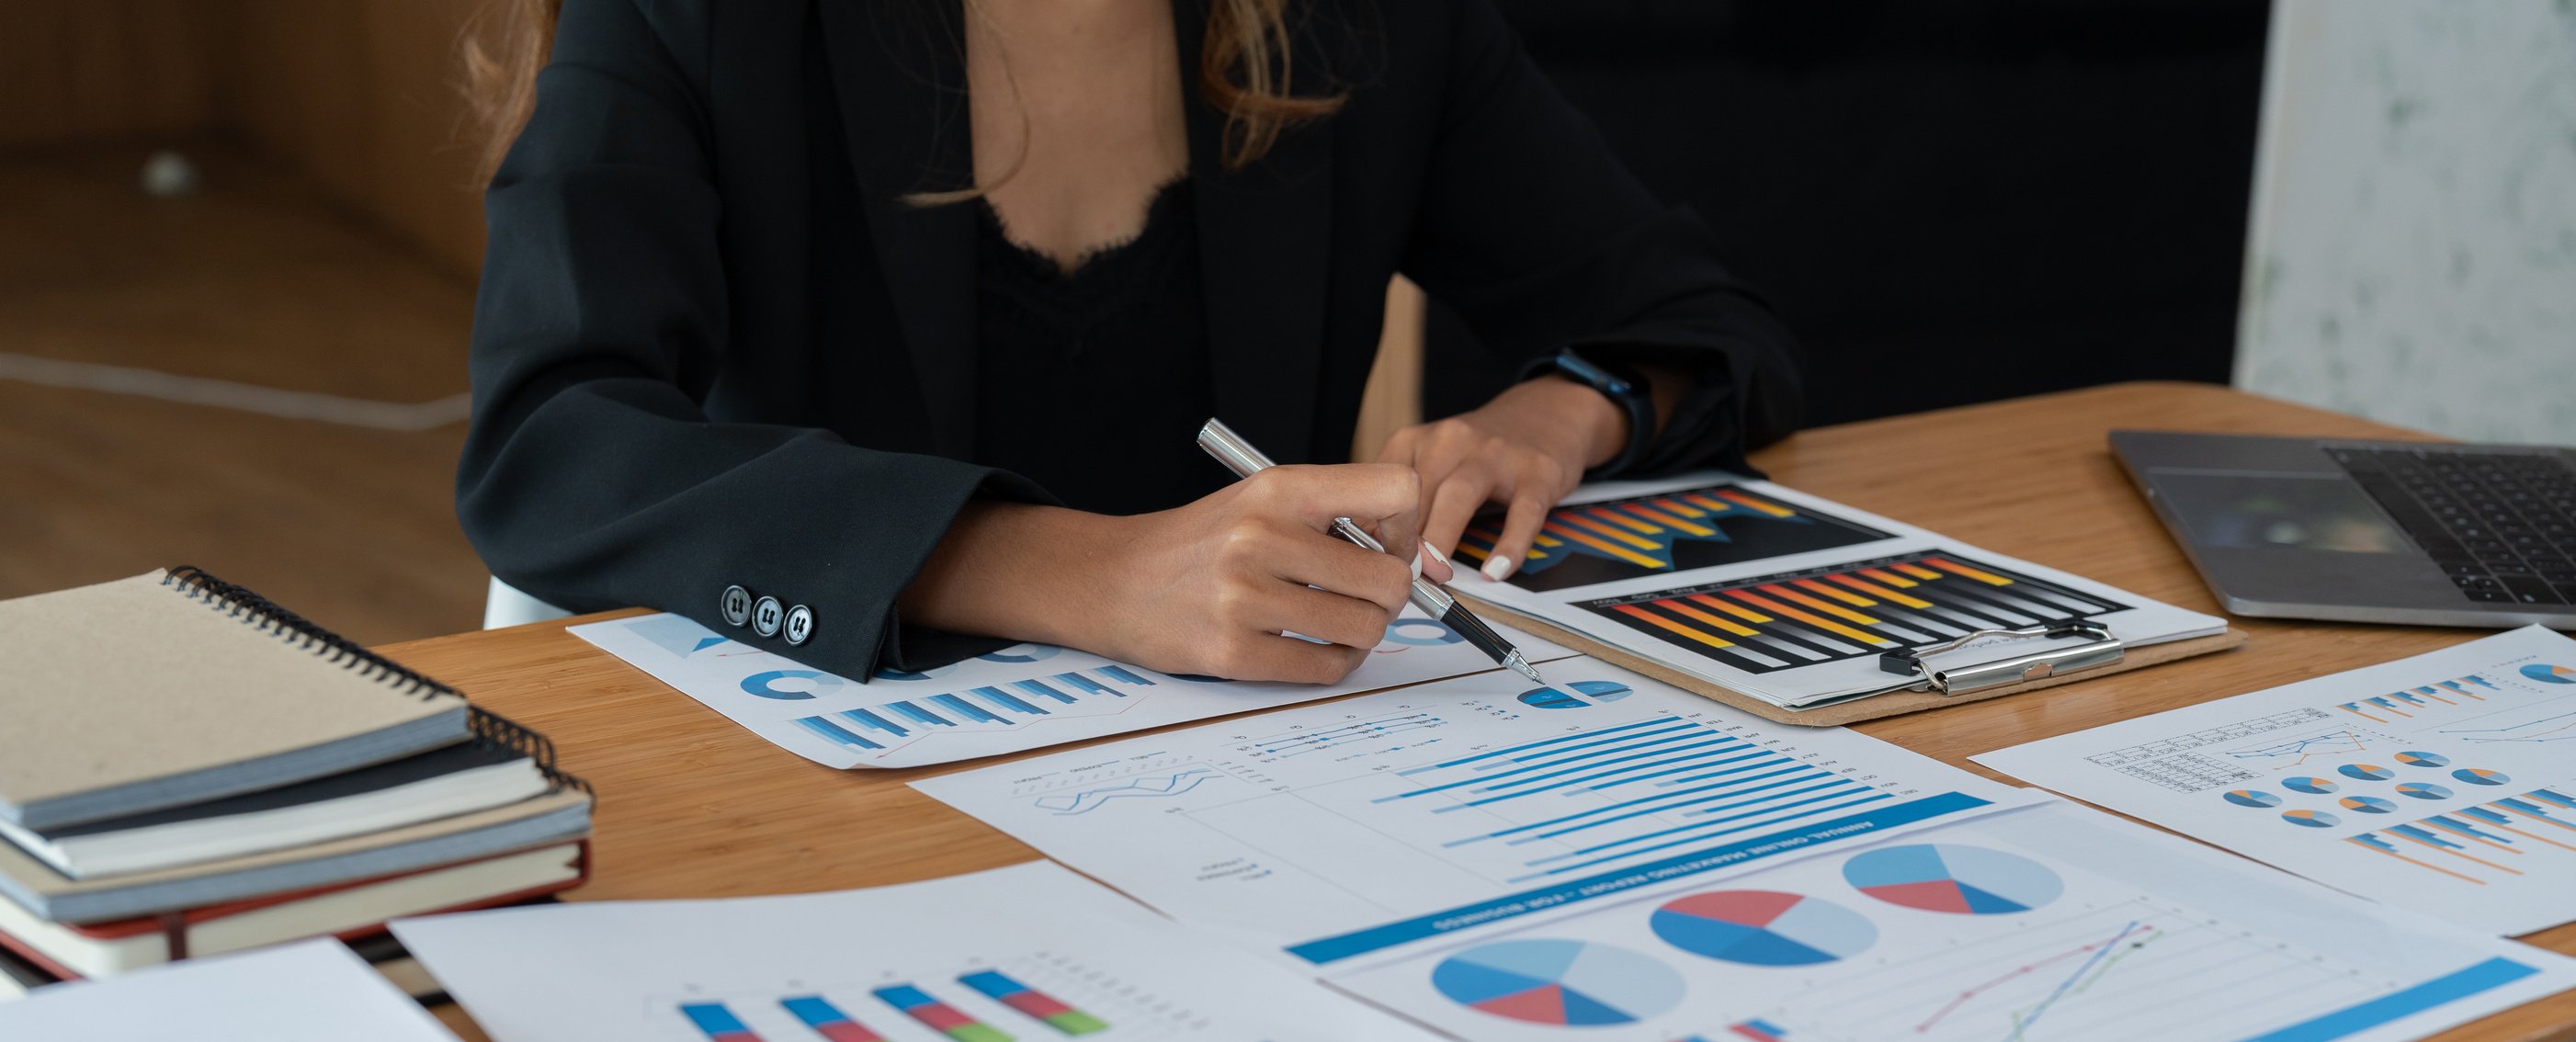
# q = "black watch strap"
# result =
<box><xmin>1532</xmin><ymin>348</ymin><xmax>1654</xmax><ymax>478</ymax></box>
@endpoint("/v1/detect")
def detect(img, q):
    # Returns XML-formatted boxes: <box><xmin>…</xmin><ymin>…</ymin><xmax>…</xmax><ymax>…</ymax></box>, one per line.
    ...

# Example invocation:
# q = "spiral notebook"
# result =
<box><xmin>0</xmin><ymin>569</ymin><xmax>593</xmax><ymax>923</ymax></box>
<box><xmin>0</xmin><ymin>569</ymin><xmax>476</xmax><ymax>831</ymax></box>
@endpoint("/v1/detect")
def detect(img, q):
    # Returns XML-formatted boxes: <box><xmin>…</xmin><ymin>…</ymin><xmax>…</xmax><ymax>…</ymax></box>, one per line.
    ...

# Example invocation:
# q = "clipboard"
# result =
<box><xmin>1466</xmin><ymin>594</ymin><xmax>2247</xmax><ymax>726</ymax></box>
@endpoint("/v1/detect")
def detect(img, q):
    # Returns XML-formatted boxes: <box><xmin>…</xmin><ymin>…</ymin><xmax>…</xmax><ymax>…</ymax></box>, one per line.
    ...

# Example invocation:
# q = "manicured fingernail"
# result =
<box><xmin>1482</xmin><ymin>555</ymin><xmax>1514</xmax><ymax>582</ymax></box>
<box><xmin>1421</xmin><ymin>539</ymin><xmax>1450</xmax><ymax>566</ymax></box>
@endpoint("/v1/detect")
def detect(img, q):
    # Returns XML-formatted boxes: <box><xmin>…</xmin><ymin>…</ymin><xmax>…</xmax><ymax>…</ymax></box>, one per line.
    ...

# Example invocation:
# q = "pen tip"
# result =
<box><xmin>1509</xmin><ymin>657</ymin><xmax>1546</xmax><ymax>685</ymax></box>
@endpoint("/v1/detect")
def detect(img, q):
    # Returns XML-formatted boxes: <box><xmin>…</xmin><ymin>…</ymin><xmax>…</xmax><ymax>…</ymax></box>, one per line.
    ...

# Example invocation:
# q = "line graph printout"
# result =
<box><xmin>572</xmin><ymin>608</ymin><xmax>1572</xmax><ymax>769</ymax></box>
<box><xmin>391</xmin><ymin>862</ymin><xmax>1441</xmax><ymax>1042</ymax></box>
<box><xmin>1448</xmin><ymin>472</ymin><xmax>2228</xmax><ymax>708</ymax></box>
<box><xmin>913</xmin><ymin>662</ymin><xmax>2035</xmax><ymax>965</ymax></box>
<box><xmin>1331</xmin><ymin>801</ymin><xmax>2576</xmax><ymax>1042</ymax></box>
<box><xmin>1979</xmin><ymin>625</ymin><xmax>2576</xmax><ymax>934</ymax></box>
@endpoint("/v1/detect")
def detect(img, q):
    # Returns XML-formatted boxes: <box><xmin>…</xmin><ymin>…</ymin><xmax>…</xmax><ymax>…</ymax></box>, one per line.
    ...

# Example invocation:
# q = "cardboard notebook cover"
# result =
<box><xmin>1466</xmin><ymin>594</ymin><xmax>2247</xmax><ymax>726</ymax></box>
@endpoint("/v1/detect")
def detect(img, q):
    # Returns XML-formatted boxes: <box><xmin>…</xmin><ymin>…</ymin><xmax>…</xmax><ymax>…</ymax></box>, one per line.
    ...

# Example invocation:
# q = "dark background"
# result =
<box><xmin>1425</xmin><ymin>0</ymin><xmax>2275</xmax><ymax>428</ymax></box>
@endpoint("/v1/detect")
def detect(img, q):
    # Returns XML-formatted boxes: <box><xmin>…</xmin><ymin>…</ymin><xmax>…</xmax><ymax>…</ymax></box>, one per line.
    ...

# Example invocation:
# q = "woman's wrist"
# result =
<box><xmin>899</xmin><ymin>501</ymin><xmax>1127</xmax><ymax>650</ymax></box>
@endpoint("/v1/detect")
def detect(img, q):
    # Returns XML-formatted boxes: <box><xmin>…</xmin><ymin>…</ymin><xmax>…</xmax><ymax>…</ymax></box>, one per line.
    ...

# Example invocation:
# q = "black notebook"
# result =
<box><xmin>0</xmin><ymin>742</ymin><xmax>554</xmax><ymax>880</ymax></box>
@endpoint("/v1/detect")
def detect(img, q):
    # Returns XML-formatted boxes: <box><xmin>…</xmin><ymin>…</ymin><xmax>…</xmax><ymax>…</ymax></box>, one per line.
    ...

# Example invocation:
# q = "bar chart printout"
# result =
<box><xmin>571</xmin><ymin>606</ymin><xmax>1554</xmax><ymax>769</ymax></box>
<box><xmin>1975</xmin><ymin>624</ymin><xmax>2576</xmax><ymax>935</ymax></box>
<box><xmin>1329</xmin><ymin>803</ymin><xmax>2576</xmax><ymax>1042</ymax></box>
<box><xmin>911</xmin><ymin>663</ymin><xmax>2036</xmax><ymax>962</ymax></box>
<box><xmin>388</xmin><ymin>863</ymin><xmax>1433</xmax><ymax>1042</ymax></box>
<box><xmin>1453</xmin><ymin>481</ymin><xmax>1892</xmax><ymax>593</ymax></box>
<box><xmin>1579</xmin><ymin>549</ymin><xmax>2128</xmax><ymax>676</ymax></box>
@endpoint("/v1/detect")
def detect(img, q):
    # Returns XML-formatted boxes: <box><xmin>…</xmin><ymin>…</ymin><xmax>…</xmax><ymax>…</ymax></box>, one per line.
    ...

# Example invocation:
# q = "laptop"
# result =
<box><xmin>2111</xmin><ymin>430</ymin><xmax>2576</xmax><ymax>629</ymax></box>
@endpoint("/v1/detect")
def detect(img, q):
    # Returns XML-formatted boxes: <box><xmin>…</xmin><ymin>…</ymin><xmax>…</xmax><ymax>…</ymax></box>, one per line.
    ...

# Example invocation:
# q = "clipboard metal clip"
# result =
<box><xmin>1878</xmin><ymin>619</ymin><xmax>2124</xmax><ymax>697</ymax></box>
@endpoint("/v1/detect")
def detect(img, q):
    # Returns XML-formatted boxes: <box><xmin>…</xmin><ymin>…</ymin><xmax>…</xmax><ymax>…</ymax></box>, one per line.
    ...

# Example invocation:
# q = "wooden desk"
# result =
<box><xmin>386</xmin><ymin>383</ymin><xmax>2576</xmax><ymax>1042</ymax></box>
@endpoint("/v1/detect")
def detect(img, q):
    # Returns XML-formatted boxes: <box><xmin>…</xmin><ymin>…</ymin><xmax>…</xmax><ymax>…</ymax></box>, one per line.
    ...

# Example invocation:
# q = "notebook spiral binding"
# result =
<box><xmin>160</xmin><ymin>566</ymin><xmax>591</xmax><ymax>795</ymax></box>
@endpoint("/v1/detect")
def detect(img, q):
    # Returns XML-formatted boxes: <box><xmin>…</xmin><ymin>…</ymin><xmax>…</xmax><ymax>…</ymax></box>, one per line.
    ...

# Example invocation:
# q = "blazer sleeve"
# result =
<box><xmin>1397</xmin><ymin>0</ymin><xmax>1805</xmax><ymax>474</ymax></box>
<box><xmin>456</xmin><ymin>0</ymin><xmax>1041</xmax><ymax>680</ymax></box>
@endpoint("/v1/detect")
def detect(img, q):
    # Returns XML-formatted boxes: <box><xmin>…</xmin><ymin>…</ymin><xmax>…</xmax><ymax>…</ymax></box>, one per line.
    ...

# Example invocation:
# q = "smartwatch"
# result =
<box><xmin>1529</xmin><ymin>347</ymin><xmax>1654</xmax><ymax>479</ymax></box>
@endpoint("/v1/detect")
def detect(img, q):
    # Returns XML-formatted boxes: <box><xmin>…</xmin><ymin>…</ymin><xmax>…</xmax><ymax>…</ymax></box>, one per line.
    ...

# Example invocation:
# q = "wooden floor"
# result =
<box><xmin>0</xmin><ymin>143</ymin><xmax>488</xmax><ymax>643</ymax></box>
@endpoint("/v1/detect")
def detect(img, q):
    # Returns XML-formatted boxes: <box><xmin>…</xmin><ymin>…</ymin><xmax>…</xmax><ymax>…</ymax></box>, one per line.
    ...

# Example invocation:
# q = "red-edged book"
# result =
<box><xmin>0</xmin><ymin>840</ymin><xmax>590</xmax><ymax>985</ymax></box>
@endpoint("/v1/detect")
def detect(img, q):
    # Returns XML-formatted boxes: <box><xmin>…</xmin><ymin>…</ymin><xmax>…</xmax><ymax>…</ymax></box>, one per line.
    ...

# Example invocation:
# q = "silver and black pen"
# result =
<box><xmin>1197</xmin><ymin>418</ymin><xmax>1548</xmax><ymax>686</ymax></box>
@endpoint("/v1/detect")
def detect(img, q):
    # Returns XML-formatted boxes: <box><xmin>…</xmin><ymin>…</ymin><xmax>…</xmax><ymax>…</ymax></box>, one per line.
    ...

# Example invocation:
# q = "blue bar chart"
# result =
<box><xmin>1376</xmin><ymin>713</ymin><xmax>1893</xmax><ymax>883</ymax></box>
<box><xmin>789</xmin><ymin>667</ymin><xmax>1161</xmax><ymax>752</ymax></box>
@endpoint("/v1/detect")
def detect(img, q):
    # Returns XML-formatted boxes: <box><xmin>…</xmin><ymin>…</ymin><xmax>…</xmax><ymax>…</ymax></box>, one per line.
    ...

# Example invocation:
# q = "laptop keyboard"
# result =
<box><xmin>2330</xmin><ymin>447</ymin><xmax>2576</xmax><ymax>607</ymax></box>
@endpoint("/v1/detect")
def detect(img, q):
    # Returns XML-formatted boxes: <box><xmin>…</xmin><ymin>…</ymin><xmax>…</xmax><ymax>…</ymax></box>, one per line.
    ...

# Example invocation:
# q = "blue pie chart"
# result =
<box><xmin>1431</xmin><ymin>939</ymin><xmax>1684</xmax><ymax>1025</ymax></box>
<box><xmin>1843</xmin><ymin>844</ymin><xmax>2063</xmax><ymax>915</ymax></box>
<box><xmin>1516</xmin><ymin>680</ymin><xmax>1636</xmax><ymax>709</ymax></box>
<box><xmin>2397</xmin><ymin>751</ymin><xmax>2450</xmax><ymax>768</ymax></box>
<box><xmin>2223</xmin><ymin>789</ymin><xmax>2282</xmax><ymax>808</ymax></box>
<box><xmin>2339</xmin><ymin>764</ymin><xmax>2393</xmax><ymax>781</ymax></box>
<box><xmin>2283</xmin><ymin>776</ymin><xmax>2340</xmax><ymax>795</ymax></box>
<box><xmin>2521</xmin><ymin>663</ymin><xmax>2576</xmax><ymax>685</ymax></box>
<box><xmin>1650</xmin><ymin>890</ymin><xmax>1877</xmax><ymax>966</ymax></box>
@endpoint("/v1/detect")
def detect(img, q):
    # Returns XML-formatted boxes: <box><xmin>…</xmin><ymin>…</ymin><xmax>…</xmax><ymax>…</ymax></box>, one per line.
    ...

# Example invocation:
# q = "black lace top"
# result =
<box><xmin>971</xmin><ymin>180</ymin><xmax>1223</xmax><ymax>516</ymax></box>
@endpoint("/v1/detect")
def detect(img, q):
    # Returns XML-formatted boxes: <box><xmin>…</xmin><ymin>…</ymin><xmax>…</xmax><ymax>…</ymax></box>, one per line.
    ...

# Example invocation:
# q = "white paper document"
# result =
<box><xmin>1446</xmin><ymin>472</ymin><xmax>2229</xmax><ymax>708</ymax></box>
<box><xmin>0</xmin><ymin>938</ymin><xmax>460</xmax><ymax>1041</ymax></box>
<box><xmin>1329</xmin><ymin>800</ymin><xmax>2576</xmax><ymax>1042</ymax></box>
<box><xmin>911</xmin><ymin>659</ymin><xmax>2037</xmax><ymax>966</ymax></box>
<box><xmin>1977</xmin><ymin>625</ymin><xmax>2576</xmax><ymax>935</ymax></box>
<box><xmin>392</xmin><ymin>861</ymin><xmax>1440</xmax><ymax>1042</ymax></box>
<box><xmin>573</xmin><ymin>609</ymin><xmax>1569</xmax><ymax>769</ymax></box>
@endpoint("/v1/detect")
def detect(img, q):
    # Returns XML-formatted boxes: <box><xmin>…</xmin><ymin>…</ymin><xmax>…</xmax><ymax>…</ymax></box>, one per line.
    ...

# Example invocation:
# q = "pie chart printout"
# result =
<box><xmin>2283</xmin><ymin>776</ymin><xmax>2340</xmax><ymax>795</ymax></box>
<box><xmin>2397</xmin><ymin>783</ymin><xmax>2453</xmax><ymax>800</ymax></box>
<box><xmin>2223</xmin><ymin>789</ymin><xmax>2282</xmax><ymax>809</ymax></box>
<box><xmin>2339</xmin><ymin>764</ymin><xmax>2393</xmax><ymax>781</ymax></box>
<box><xmin>1842</xmin><ymin>844</ymin><xmax>2064</xmax><ymax>915</ymax></box>
<box><xmin>2341</xmin><ymin>796</ymin><xmax>2399</xmax><ymax>814</ymax></box>
<box><xmin>2283</xmin><ymin>810</ymin><xmax>2341</xmax><ymax>828</ymax></box>
<box><xmin>1431</xmin><ymin>939</ymin><xmax>1686</xmax><ymax>1026</ymax></box>
<box><xmin>2454</xmin><ymin>768</ymin><xmax>2511</xmax><ymax>786</ymax></box>
<box><xmin>1649</xmin><ymin>890</ymin><xmax>1878</xmax><ymax>967</ymax></box>
<box><xmin>2397</xmin><ymin>751</ymin><xmax>2451</xmax><ymax>768</ymax></box>
<box><xmin>2522</xmin><ymin>663</ymin><xmax>2576</xmax><ymax>685</ymax></box>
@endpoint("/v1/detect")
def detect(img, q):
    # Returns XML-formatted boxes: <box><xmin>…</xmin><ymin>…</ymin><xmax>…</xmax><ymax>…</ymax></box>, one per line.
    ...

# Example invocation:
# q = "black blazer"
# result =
<box><xmin>458</xmin><ymin>0</ymin><xmax>1803</xmax><ymax>681</ymax></box>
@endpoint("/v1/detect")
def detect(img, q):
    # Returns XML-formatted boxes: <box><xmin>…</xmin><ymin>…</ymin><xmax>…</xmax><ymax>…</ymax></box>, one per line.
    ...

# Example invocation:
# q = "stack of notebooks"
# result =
<box><xmin>0</xmin><ymin>568</ymin><xmax>594</xmax><ymax>991</ymax></box>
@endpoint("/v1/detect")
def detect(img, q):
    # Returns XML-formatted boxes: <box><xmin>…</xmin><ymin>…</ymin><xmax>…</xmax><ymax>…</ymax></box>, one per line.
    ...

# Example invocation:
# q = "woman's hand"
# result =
<box><xmin>1379</xmin><ymin>376</ymin><xmax>1627</xmax><ymax>582</ymax></box>
<box><xmin>903</xmin><ymin>464</ymin><xmax>1458</xmax><ymax>684</ymax></box>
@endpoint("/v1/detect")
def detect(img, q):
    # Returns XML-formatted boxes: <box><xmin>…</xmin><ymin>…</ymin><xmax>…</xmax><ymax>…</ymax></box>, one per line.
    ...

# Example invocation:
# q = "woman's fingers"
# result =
<box><xmin>1482</xmin><ymin>458</ymin><xmax>1570</xmax><ymax>582</ymax></box>
<box><xmin>1223</xmin><ymin>635</ymin><xmax>1371</xmax><ymax>685</ymax></box>
<box><xmin>1275</xmin><ymin>533</ymin><xmax>1416</xmax><ymax>616</ymax></box>
<box><xmin>1262</xmin><ymin>581</ymin><xmax>1401</xmax><ymax>651</ymax></box>
<box><xmin>1420</xmin><ymin>464</ymin><xmax>1497</xmax><ymax>559</ymax></box>
<box><xmin>1243</xmin><ymin>463</ymin><xmax>1425</xmax><ymax>563</ymax></box>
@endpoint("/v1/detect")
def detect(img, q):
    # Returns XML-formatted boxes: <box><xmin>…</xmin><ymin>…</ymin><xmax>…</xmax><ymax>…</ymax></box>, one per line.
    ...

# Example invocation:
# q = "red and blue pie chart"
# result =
<box><xmin>2282</xmin><ymin>809</ymin><xmax>2341</xmax><ymax>827</ymax></box>
<box><xmin>2397</xmin><ymin>751</ymin><xmax>2451</xmax><ymax>768</ymax></box>
<box><xmin>1516</xmin><ymin>680</ymin><xmax>1637</xmax><ymax>709</ymax></box>
<box><xmin>1431</xmin><ymin>939</ymin><xmax>1684</xmax><ymax>1025</ymax></box>
<box><xmin>2453</xmin><ymin>767</ymin><xmax>2511</xmax><ymax>786</ymax></box>
<box><xmin>1649</xmin><ymin>890</ymin><xmax>1877</xmax><ymax>966</ymax></box>
<box><xmin>2397</xmin><ymin>782</ymin><xmax>2453</xmax><ymax>799</ymax></box>
<box><xmin>2283</xmin><ymin>776</ymin><xmax>2340</xmax><ymax>794</ymax></box>
<box><xmin>2339</xmin><ymin>764</ymin><xmax>2393</xmax><ymax>781</ymax></box>
<box><xmin>2223</xmin><ymin>789</ymin><xmax>2282</xmax><ymax>808</ymax></box>
<box><xmin>1843</xmin><ymin>844</ymin><xmax>2063</xmax><ymax>915</ymax></box>
<box><xmin>2521</xmin><ymin>663</ymin><xmax>2576</xmax><ymax>685</ymax></box>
